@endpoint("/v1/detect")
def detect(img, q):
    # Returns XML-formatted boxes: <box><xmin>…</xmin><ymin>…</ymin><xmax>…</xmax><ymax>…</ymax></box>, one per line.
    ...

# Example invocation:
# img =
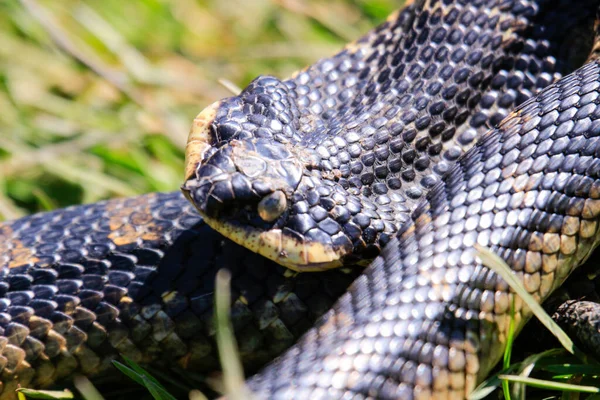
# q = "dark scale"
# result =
<box><xmin>247</xmin><ymin>60</ymin><xmax>600</xmax><ymax>399</ymax></box>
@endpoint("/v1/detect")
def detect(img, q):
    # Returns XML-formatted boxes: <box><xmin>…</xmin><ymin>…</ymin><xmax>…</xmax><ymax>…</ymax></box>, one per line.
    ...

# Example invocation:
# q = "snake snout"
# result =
<box><xmin>183</xmin><ymin>74</ymin><xmax>306</xmax><ymax>221</ymax></box>
<box><xmin>183</xmin><ymin>138</ymin><xmax>303</xmax><ymax>224</ymax></box>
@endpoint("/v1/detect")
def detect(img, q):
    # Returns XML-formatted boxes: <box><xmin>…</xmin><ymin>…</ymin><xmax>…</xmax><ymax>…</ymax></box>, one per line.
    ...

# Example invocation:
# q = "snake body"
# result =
<box><xmin>246</xmin><ymin>57</ymin><xmax>600</xmax><ymax>400</ymax></box>
<box><xmin>0</xmin><ymin>192</ymin><xmax>359</xmax><ymax>397</ymax></box>
<box><xmin>2</xmin><ymin>0</ymin><xmax>600</xmax><ymax>399</ymax></box>
<box><xmin>183</xmin><ymin>0</ymin><xmax>598</xmax><ymax>271</ymax></box>
<box><xmin>184</xmin><ymin>0</ymin><xmax>600</xmax><ymax>398</ymax></box>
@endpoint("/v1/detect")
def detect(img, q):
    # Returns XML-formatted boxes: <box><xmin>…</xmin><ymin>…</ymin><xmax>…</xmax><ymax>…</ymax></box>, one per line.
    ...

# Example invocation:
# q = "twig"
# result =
<box><xmin>217</xmin><ymin>79</ymin><xmax>242</xmax><ymax>95</ymax></box>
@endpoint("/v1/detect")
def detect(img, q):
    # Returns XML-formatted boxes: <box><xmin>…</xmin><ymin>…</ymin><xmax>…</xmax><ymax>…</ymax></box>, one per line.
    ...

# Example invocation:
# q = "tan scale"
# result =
<box><xmin>106</xmin><ymin>195</ymin><xmax>165</xmax><ymax>246</ymax></box>
<box><xmin>0</xmin><ymin>224</ymin><xmax>39</xmax><ymax>269</ymax></box>
<box><xmin>184</xmin><ymin>101</ymin><xmax>221</xmax><ymax>182</ymax></box>
<box><xmin>197</xmin><ymin>213</ymin><xmax>344</xmax><ymax>272</ymax></box>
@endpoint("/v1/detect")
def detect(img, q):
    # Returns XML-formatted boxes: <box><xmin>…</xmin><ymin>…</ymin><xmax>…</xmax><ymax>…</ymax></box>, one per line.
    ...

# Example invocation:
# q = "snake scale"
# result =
<box><xmin>3</xmin><ymin>0</ymin><xmax>600</xmax><ymax>399</ymax></box>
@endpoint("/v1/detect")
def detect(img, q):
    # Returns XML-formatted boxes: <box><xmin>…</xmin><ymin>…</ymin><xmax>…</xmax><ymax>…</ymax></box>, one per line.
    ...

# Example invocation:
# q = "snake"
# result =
<box><xmin>2</xmin><ymin>0</ymin><xmax>600</xmax><ymax>399</ymax></box>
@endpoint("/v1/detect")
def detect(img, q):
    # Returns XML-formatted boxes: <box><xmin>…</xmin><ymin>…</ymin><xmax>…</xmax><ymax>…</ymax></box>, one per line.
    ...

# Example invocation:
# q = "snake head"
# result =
<box><xmin>181</xmin><ymin>76</ymin><xmax>357</xmax><ymax>271</ymax></box>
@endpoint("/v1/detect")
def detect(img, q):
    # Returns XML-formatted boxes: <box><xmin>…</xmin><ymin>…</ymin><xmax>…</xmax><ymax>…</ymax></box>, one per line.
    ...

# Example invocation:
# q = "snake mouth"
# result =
<box><xmin>181</xmin><ymin>99</ymin><xmax>351</xmax><ymax>272</ymax></box>
<box><xmin>189</xmin><ymin>211</ymin><xmax>345</xmax><ymax>272</ymax></box>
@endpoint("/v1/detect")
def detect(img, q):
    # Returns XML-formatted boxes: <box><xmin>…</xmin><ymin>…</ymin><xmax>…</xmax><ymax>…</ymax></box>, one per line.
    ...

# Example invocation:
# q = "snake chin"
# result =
<box><xmin>192</xmin><ymin>212</ymin><xmax>347</xmax><ymax>272</ymax></box>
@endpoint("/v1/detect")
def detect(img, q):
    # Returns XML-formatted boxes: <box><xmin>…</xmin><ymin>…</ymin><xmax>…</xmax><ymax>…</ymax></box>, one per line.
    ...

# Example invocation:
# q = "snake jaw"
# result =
<box><xmin>191</xmin><ymin>213</ymin><xmax>346</xmax><ymax>272</ymax></box>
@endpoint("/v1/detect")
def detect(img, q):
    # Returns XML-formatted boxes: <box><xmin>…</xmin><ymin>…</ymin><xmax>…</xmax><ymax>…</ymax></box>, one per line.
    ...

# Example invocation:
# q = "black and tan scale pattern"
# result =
<box><xmin>187</xmin><ymin>0</ymin><xmax>600</xmax><ymax>266</ymax></box>
<box><xmin>247</xmin><ymin>60</ymin><xmax>600</xmax><ymax>399</ymax></box>
<box><xmin>0</xmin><ymin>201</ymin><xmax>596</xmax><ymax>400</ymax></box>
<box><xmin>0</xmin><ymin>192</ymin><xmax>360</xmax><ymax>399</ymax></box>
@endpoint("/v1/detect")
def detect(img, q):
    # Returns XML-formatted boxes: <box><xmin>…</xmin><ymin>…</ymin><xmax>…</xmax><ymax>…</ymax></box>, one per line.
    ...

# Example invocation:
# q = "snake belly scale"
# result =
<box><xmin>2</xmin><ymin>0</ymin><xmax>600</xmax><ymax>399</ymax></box>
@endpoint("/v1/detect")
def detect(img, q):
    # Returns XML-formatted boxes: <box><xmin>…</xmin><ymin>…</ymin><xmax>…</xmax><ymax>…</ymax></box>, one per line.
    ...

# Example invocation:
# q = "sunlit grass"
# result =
<box><xmin>472</xmin><ymin>246</ymin><xmax>600</xmax><ymax>400</ymax></box>
<box><xmin>16</xmin><ymin>389</ymin><xmax>74</xmax><ymax>399</ymax></box>
<box><xmin>0</xmin><ymin>0</ymin><xmax>397</xmax><ymax>220</ymax></box>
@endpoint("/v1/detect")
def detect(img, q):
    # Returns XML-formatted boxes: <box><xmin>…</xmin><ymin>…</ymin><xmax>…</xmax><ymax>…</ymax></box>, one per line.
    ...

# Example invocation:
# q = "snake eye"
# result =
<box><xmin>257</xmin><ymin>191</ymin><xmax>287</xmax><ymax>222</ymax></box>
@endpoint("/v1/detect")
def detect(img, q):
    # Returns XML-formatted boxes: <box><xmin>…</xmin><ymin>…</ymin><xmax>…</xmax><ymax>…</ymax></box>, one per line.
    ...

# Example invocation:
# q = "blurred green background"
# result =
<box><xmin>0</xmin><ymin>0</ymin><xmax>398</xmax><ymax>221</ymax></box>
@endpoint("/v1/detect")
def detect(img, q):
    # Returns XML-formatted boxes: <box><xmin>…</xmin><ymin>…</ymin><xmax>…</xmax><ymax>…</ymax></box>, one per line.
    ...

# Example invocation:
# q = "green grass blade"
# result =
<box><xmin>120</xmin><ymin>355</ymin><xmax>163</xmax><ymax>387</ymax></box>
<box><xmin>498</xmin><ymin>375</ymin><xmax>600</xmax><ymax>393</ymax></box>
<box><xmin>112</xmin><ymin>360</ymin><xmax>146</xmax><ymax>386</ymax></box>
<box><xmin>468</xmin><ymin>365</ymin><xmax>517</xmax><ymax>400</ymax></box>
<box><xmin>518</xmin><ymin>349</ymin><xmax>567</xmax><ymax>376</ymax></box>
<box><xmin>544</xmin><ymin>364</ymin><xmax>600</xmax><ymax>375</ymax></box>
<box><xmin>468</xmin><ymin>335</ymin><xmax>567</xmax><ymax>398</ymax></box>
<box><xmin>469</xmin><ymin>350</ymin><xmax>569</xmax><ymax>400</ymax></box>
<box><xmin>475</xmin><ymin>245</ymin><xmax>586</xmax><ymax>361</ymax></box>
<box><xmin>503</xmin><ymin>295</ymin><xmax>516</xmax><ymax>400</ymax></box>
<box><xmin>141</xmin><ymin>377</ymin><xmax>177</xmax><ymax>400</ymax></box>
<box><xmin>515</xmin><ymin>349</ymin><xmax>572</xmax><ymax>399</ymax></box>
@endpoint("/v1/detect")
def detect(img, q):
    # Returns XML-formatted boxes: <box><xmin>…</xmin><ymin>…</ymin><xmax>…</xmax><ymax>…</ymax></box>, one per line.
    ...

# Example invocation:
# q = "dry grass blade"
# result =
<box><xmin>215</xmin><ymin>269</ymin><xmax>256</xmax><ymax>400</ymax></box>
<box><xmin>498</xmin><ymin>375</ymin><xmax>600</xmax><ymax>393</ymax></box>
<box><xmin>73</xmin><ymin>376</ymin><xmax>105</xmax><ymax>400</ymax></box>
<box><xmin>217</xmin><ymin>79</ymin><xmax>242</xmax><ymax>95</ymax></box>
<box><xmin>187</xmin><ymin>390</ymin><xmax>208</xmax><ymax>400</ymax></box>
<box><xmin>15</xmin><ymin>388</ymin><xmax>74</xmax><ymax>399</ymax></box>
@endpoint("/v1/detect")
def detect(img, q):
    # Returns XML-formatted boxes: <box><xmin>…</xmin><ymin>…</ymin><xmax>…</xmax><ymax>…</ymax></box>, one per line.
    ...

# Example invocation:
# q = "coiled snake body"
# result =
<box><xmin>3</xmin><ymin>0</ymin><xmax>600</xmax><ymax>399</ymax></box>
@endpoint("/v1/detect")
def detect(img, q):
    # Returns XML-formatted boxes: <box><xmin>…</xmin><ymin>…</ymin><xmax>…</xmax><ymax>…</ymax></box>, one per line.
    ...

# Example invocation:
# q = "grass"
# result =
<box><xmin>471</xmin><ymin>247</ymin><xmax>600</xmax><ymax>400</ymax></box>
<box><xmin>1</xmin><ymin>3</ymin><xmax>397</xmax><ymax>398</ymax></box>
<box><xmin>0</xmin><ymin>0</ymin><xmax>397</xmax><ymax>221</ymax></box>
<box><xmin>3</xmin><ymin>1</ymin><xmax>600</xmax><ymax>400</ymax></box>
